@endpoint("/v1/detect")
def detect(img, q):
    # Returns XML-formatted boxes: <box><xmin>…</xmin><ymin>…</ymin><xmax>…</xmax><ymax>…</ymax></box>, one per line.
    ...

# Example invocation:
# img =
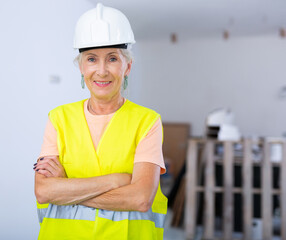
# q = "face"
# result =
<box><xmin>79</xmin><ymin>48</ymin><xmax>131</xmax><ymax>102</ymax></box>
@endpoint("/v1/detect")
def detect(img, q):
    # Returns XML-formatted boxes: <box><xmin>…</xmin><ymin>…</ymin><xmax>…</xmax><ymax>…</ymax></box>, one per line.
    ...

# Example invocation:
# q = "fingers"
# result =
<box><xmin>33</xmin><ymin>156</ymin><xmax>67</xmax><ymax>178</ymax></box>
<box><xmin>38</xmin><ymin>155</ymin><xmax>60</xmax><ymax>166</ymax></box>
<box><xmin>36</xmin><ymin>169</ymin><xmax>53</xmax><ymax>178</ymax></box>
<box><xmin>36</xmin><ymin>158</ymin><xmax>58</xmax><ymax>175</ymax></box>
<box><xmin>42</xmin><ymin>155</ymin><xmax>61</xmax><ymax>166</ymax></box>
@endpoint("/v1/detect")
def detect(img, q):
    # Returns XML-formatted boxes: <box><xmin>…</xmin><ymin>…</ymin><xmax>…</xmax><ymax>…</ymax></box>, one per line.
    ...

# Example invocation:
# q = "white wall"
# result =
<box><xmin>133</xmin><ymin>36</ymin><xmax>286</xmax><ymax>137</ymax></box>
<box><xmin>0</xmin><ymin>0</ymin><xmax>94</xmax><ymax>239</ymax></box>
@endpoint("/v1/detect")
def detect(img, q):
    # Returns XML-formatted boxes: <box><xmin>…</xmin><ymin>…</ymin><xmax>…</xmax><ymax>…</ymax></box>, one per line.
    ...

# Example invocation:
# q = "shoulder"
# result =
<box><xmin>124</xmin><ymin>100</ymin><xmax>160</xmax><ymax>118</ymax></box>
<box><xmin>49</xmin><ymin>99</ymin><xmax>86</xmax><ymax>116</ymax></box>
<box><xmin>48</xmin><ymin>100</ymin><xmax>86</xmax><ymax>127</ymax></box>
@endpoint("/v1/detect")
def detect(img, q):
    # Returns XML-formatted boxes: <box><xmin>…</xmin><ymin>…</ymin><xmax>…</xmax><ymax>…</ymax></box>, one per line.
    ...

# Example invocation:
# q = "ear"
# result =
<box><xmin>79</xmin><ymin>63</ymin><xmax>83</xmax><ymax>75</ymax></box>
<box><xmin>78</xmin><ymin>53</ymin><xmax>84</xmax><ymax>74</ymax></box>
<box><xmin>124</xmin><ymin>60</ymin><xmax>132</xmax><ymax>76</ymax></box>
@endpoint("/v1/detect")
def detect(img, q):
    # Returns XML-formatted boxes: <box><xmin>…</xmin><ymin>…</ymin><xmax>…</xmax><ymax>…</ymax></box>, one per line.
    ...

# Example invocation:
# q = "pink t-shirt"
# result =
<box><xmin>39</xmin><ymin>100</ymin><xmax>166</xmax><ymax>174</ymax></box>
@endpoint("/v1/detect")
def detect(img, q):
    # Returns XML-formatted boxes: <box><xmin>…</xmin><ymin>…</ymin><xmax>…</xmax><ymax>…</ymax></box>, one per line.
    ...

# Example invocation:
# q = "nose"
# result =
<box><xmin>96</xmin><ymin>60</ymin><xmax>108</xmax><ymax>77</ymax></box>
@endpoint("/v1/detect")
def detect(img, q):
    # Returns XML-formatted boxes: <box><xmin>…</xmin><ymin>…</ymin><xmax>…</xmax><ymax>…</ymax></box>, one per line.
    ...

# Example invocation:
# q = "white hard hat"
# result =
<box><xmin>74</xmin><ymin>3</ymin><xmax>135</xmax><ymax>52</ymax></box>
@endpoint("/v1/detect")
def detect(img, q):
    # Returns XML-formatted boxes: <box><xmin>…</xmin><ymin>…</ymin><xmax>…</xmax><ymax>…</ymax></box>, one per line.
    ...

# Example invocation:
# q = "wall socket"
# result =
<box><xmin>49</xmin><ymin>75</ymin><xmax>61</xmax><ymax>84</ymax></box>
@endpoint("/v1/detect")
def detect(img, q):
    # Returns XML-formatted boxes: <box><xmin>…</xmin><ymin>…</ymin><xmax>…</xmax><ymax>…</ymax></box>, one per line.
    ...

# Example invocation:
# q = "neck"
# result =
<box><xmin>88</xmin><ymin>95</ymin><xmax>124</xmax><ymax>115</ymax></box>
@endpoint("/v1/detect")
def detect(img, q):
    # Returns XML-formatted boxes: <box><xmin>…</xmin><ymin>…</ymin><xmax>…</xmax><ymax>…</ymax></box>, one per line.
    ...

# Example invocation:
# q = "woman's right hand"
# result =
<box><xmin>34</xmin><ymin>156</ymin><xmax>67</xmax><ymax>178</ymax></box>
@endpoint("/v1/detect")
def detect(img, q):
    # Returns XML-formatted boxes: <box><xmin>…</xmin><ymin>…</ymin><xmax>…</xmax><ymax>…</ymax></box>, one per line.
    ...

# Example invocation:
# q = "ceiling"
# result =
<box><xmin>88</xmin><ymin>0</ymin><xmax>286</xmax><ymax>40</ymax></box>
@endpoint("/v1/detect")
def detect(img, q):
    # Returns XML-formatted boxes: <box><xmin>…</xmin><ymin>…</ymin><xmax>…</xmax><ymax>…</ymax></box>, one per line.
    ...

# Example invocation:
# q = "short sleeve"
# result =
<box><xmin>134</xmin><ymin>118</ymin><xmax>166</xmax><ymax>174</ymax></box>
<box><xmin>39</xmin><ymin>117</ymin><xmax>59</xmax><ymax>158</ymax></box>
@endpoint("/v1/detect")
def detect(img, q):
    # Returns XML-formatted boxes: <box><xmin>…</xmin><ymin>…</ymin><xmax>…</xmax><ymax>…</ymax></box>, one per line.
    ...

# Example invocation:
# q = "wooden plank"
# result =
<box><xmin>242</xmin><ymin>139</ymin><xmax>253</xmax><ymax>240</ymax></box>
<box><xmin>281</xmin><ymin>141</ymin><xmax>286</xmax><ymax>239</ymax></box>
<box><xmin>196</xmin><ymin>186</ymin><xmax>281</xmax><ymax>195</ymax></box>
<box><xmin>171</xmin><ymin>177</ymin><xmax>186</xmax><ymax>227</ymax></box>
<box><xmin>214</xmin><ymin>157</ymin><xmax>282</xmax><ymax>167</ymax></box>
<box><xmin>203</xmin><ymin>140</ymin><xmax>215</xmax><ymax>239</ymax></box>
<box><xmin>223</xmin><ymin>141</ymin><xmax>234</xmax><ymax>239</ymax></box>
<box><xmin>196</xmin><ymin>143</ymin><xmax>207</xmax><ymax>219</ymax></box>
<box><xmin>262</xmin><ymin>140</ymin><xmax>273</xmax><ymax>239</ymax></box>
<box><xmin>185</xmin><ymin>140</ymin><xmax>197</xmax><ymax>239</ymax></box>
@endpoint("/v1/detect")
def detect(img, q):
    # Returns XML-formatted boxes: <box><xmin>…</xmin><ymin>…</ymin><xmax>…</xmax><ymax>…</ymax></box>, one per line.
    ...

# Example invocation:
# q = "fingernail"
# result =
<box><xmin>40</xmin><ymin>157</ymin><xmax>44</xmax><ymax>160</ymax></box>
<box><xmin>36</xmin><ymin>169</ymin><xmax>39</xmax><ymax>171</ymax></box>
<box><xmin>34</xmin><ymin>163</ymin><xmax>37</xmax><ymax>166</ymax></box>
<box><xmin>33</xmin><ymin>166</ymin><xmax>36</xmax><ymax>170</ymax></box>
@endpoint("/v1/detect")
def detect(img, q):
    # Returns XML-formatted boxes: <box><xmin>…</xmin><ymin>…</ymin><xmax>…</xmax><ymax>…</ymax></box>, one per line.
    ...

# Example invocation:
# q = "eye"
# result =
<box><xmin>87</xmin><ymin>57</ymin><xmax>96</xmax><ymax>62</ymax></box>
<box><xmin>109</xmin><ymin>57</ymin><xmax>117</xmax><ymax>62</ymax></box>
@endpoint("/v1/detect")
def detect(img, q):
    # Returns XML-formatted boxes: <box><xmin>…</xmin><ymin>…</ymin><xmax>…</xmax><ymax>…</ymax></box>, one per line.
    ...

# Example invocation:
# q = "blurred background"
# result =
<box><xmin>1</xmin><ymin>0</ymin><xmax>286</xmax><ymax>239</ymax></box>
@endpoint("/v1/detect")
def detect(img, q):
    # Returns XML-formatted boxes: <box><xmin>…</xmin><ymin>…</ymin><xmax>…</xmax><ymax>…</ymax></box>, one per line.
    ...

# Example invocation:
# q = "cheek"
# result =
<box><xmin>110</xmin><ymin>66</ymin><xmax>125</xmax><ymax>79</ymax></box>
<box><xmin>117</xmin><ymin>65</ymin><xmax>128</xmax><ymax>77</ymax></box>
<box><xmin>82</xmin><ymin>66</ymin><xmax>95</xmax><ymax>78</ymax></box>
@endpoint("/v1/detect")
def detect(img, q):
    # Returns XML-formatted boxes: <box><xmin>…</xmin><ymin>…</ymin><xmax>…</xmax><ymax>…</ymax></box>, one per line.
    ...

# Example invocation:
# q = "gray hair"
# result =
<box><xmin>74</xmin><ymin>48</ymin><xmax>133</xmax><ymax>67</ymax></box>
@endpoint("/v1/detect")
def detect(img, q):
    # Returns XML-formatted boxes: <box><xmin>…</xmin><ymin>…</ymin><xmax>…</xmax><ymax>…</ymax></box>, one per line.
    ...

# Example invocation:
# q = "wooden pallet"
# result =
<box><xmin>185</xmin><ymin>138</ymin><xmax>286</xmax><ymax>240</ymax></box>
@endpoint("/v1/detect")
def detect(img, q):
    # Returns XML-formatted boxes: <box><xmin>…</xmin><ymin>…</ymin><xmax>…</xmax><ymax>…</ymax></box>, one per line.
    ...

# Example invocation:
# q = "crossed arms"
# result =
<box><xmin>34</xmin><ymin>156</ymin><xmax>160</xmax><ymax>212</ymax></box>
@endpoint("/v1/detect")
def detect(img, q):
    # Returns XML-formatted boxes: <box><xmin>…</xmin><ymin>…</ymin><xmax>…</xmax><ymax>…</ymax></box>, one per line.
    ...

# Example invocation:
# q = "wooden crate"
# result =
<box><xmin>162</xmin><ymin>122</ymin><xmax>190</xmax><ymax>179</ymax></box>
<box><xmin>185</xmin><ymin>138</ymin><xmax>286</xmax><ymax>240</ymax></box>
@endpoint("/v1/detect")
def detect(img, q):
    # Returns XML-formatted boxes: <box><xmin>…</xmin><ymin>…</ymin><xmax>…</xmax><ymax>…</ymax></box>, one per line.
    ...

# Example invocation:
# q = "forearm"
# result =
<box><xmin>80</xmin><ymin>163</ymin><xmax>160</xmax><ymax>212</ymax></box>
<box><xmin>80</xmin><ymin>183</ymin><xmax>149</xmax><ymax>212</ymax></box>
<box><xmin>35</xmin><ymin>173</ymin><xmax>127</xmax><ymax>205</ymax></box>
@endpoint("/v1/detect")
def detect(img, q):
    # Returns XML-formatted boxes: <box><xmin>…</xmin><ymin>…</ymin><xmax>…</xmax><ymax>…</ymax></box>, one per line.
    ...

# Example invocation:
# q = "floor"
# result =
<box><xmin>163</xmin><ymin>209</ymin><xmax>282</xmax><ymax>240</ymax></box>
<box><xmin>163</xmin><ymin>209</ymin><xmax>185</xmax><ymax>240</ymax></box>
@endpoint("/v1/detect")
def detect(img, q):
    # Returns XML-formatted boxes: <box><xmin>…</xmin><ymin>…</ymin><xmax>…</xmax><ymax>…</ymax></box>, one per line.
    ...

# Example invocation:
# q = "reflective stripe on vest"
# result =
<box><xmin>37</xmin><ymin>207</ymin><xmax>48</xmax><ymax>223</ymax></box>
<box><xmin>98</xmin><ymin>209</ymin><xmax>165</xmax><ymax>228</ymax></box>
<box><xmin>39</xmin><ymin>204</ymin><xmax>165</xmax><ymax>228</ymax></box>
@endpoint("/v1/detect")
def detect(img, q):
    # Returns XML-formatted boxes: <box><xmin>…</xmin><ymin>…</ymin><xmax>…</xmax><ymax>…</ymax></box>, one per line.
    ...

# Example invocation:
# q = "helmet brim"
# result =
<box><xmin>79</xmin><ymin>43</ymin><xmax>128</xmax><ymax>53</ymax></box>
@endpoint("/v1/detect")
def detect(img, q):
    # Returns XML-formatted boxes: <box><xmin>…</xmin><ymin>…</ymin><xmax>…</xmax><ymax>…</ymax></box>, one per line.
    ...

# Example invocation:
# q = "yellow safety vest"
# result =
<box><xmin>37</xmin><ymin>99</ymin><xmax>168</xmax><ymax>240</ymax></box>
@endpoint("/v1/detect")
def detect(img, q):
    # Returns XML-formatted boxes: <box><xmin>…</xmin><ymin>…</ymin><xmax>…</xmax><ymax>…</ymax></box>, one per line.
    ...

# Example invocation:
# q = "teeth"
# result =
<box><xmin>95</xmin><ymin>81</ymin><xmax>110</xmax><ymax>85</ymax></box>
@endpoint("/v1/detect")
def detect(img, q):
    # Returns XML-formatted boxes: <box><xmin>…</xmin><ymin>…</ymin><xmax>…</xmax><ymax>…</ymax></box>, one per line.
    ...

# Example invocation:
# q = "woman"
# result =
<box><xmin>34</xmin><ymin>3</ymin><xmax>167</xmax><ymax>240</ymax></box>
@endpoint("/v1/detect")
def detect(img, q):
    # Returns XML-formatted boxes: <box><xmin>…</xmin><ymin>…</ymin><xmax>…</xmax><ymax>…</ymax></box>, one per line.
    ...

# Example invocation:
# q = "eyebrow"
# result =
<box><xmin>85</xmin><ymin>52</ymin><xmax>118</xmax><ymax>57</ymax></box>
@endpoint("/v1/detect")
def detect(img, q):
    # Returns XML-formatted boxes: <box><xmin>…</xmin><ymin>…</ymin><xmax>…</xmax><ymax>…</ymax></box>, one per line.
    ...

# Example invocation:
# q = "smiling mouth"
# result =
<box><xmin>94</xmin><ymin>81</ymin><xmax>112</xmax><ymax>87</ymax></box>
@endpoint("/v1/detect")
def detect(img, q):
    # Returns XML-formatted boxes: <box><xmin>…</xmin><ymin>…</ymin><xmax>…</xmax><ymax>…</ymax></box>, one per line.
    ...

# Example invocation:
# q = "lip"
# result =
<box><xmin>93</xmin><ymin>81</ymin><xmax>112</xmax><ymax>87</ymax></box>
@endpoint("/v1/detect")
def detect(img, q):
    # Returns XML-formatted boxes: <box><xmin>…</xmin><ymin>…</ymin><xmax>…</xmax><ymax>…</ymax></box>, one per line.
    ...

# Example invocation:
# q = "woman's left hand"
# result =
<box><xmin>34</xmin><ymin>156</ymin><xmax>67</xmax><ymax>178</ymax></box>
